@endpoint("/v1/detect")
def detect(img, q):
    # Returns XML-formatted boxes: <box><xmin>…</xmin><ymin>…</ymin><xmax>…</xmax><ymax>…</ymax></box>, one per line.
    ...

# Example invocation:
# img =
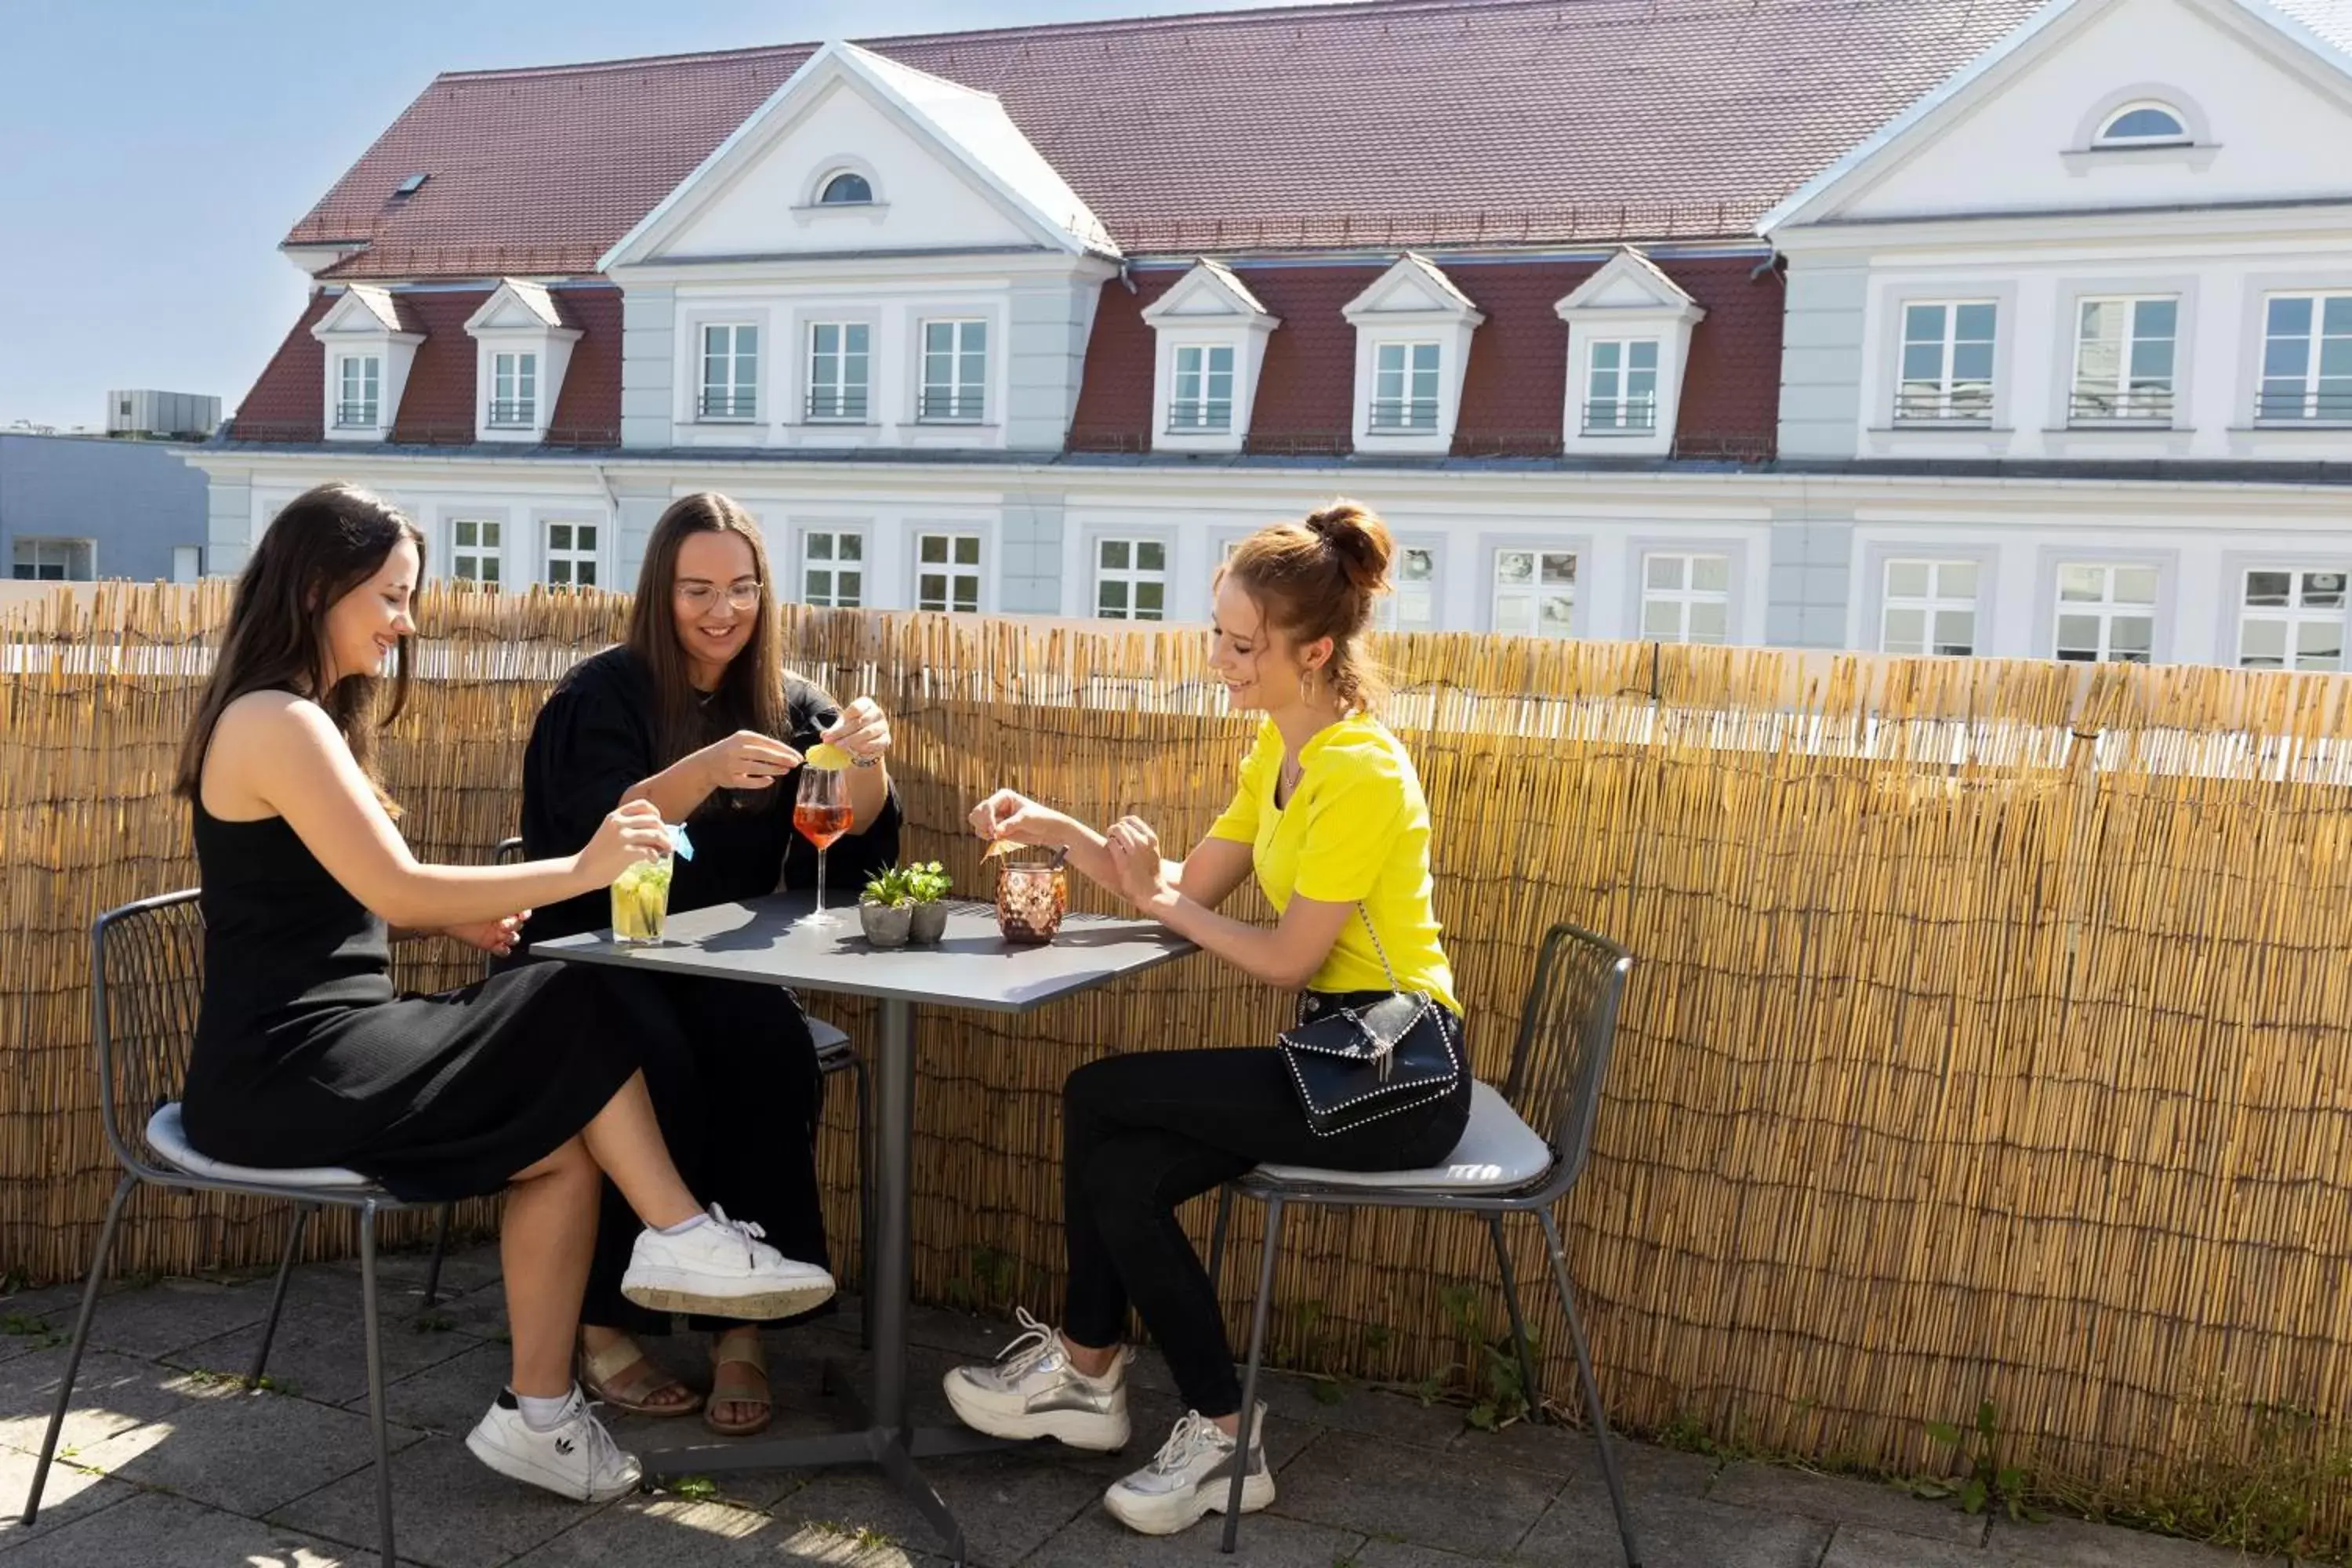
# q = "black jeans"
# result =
<box><xmin>1061</xmin><ymin>996</ymin><xmax>1470</xmax><ymax>1417</ymax></box>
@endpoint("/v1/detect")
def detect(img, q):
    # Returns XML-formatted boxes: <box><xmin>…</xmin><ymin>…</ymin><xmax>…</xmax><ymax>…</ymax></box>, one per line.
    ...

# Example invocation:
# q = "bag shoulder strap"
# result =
<box><xmin>1353</xmin><ymin>904</ymin><xmax>1403</xmax><ymax>993</ymax></box>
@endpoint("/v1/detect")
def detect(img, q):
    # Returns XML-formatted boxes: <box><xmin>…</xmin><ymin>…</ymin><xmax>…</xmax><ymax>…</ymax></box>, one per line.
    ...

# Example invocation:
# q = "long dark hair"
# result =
<box><xmin>174</xmin><ymin>483</ymin><xmax>425</xmax><ymax>808</ymax></box>
<box><xmin>626</xmin><ymin>492</ymin><xmax>789</xmax><ymax>775</ymax></box>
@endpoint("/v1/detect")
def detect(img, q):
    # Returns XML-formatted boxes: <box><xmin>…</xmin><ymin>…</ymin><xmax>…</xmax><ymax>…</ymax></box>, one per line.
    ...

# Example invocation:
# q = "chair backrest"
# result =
<box><xmin>1499</xmin><ymin>922</ymin><xmax>1633</xmax><ymax>1192</ymax></box>
<box><xmin>90</xmin><ymin>889</ymin><xmax>206</xmax><ymax>1177</ymax></box>
<box><xmin>495</xmin><ymin>837</ymin><xmax>524</xmax><ymax>865</ymax></box>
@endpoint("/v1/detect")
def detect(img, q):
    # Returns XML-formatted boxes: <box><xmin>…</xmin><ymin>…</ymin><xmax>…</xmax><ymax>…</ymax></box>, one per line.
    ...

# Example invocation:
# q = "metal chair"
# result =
<box><xmin>24</xmin><ymin>891</ymin><xmax>419</xmax><ymax>1566</ymax></box>
<box><xmin>419</xmin><ymin>839</ymin><xmax>877</xmax><ymax>1348</ymax></box>
<box><xmin>1204</xmin><ymin>923</ymin><xmax>1644</xmax><ymax>1565</ymax></box>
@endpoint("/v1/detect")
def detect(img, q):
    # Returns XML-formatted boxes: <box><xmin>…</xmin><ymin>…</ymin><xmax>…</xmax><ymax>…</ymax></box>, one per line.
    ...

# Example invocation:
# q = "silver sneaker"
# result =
<box><xmin>1102</xmin><ymin>1406</ymin><xmax>1272</xmax><ymax>1537</ymax></box>
<box><xmin>942</xmin><ymin>1306</ymin><xmax>1131</xmax><ymax>1451</ymax></box>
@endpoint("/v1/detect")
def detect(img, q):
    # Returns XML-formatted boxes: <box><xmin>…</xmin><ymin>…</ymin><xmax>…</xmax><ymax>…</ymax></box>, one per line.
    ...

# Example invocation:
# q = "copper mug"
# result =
<box><xmin>993</xmin><ymin>858</ymin><xmax>1068</xmax><ymax>944</ymax></box>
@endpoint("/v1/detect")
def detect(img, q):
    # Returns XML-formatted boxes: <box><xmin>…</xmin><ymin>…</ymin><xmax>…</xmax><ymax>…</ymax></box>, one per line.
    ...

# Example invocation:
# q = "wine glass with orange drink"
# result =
<box><xmin>793</xmin><ymin>743</ymin><xmax>855</xmax><ymax>924</ymax></box>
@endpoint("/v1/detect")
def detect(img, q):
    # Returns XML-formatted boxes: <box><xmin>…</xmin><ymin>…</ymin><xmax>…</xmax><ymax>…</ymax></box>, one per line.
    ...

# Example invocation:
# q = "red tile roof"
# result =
<box><xmin>1068</xmin><ymin>252</ymin><xmax>1781</xmax><ymax>459</ymax></box>
<box><xmin>287</xmin><ymin>0</ymin><xmax>2042</xmax><ymax>280</ymax></box>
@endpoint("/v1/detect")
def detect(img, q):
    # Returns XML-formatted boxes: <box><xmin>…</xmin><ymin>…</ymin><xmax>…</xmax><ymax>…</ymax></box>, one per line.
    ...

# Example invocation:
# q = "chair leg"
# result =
<box><xmin>1220</xmin><ymin>1196</ymin><xmax>1283</xmax><ymax>1556</ymax></box>
<box><xmin>1487</xmin><ymin>1212</ymin><xmax>1544</xmax><ymax>1421</ymax></box>
<box><xmin>420</xmin><ymin>1201</ymin><xmax>454</xmax><ymax>1308</ymax></box>
<box><xmin>249</xmin><ymin>1203</ymin><xmax>314</xmax><ymax>1385</ymax></box>
<box><xmin>1205</xmin><ymin>1185</ymin><xmax>1234</xmax><ymax>1298</ymax></box>
<box><xmin>358</xmin><ymin>1203</ymin><xmax>397</xmax><ymax>1566</ymax></box>
<box><xmin>23</xmin><ymin>1175</ymin><xmax>134</xmax><ymax>1525</ymax></box>
<box><xmin>1539</xmin><ymin>1210</ymin><xmax>1641</xmax><ymax>1568</ymax></box>
<box><xmin>850</xmin><ymin>1054</ymin><xmax>873</xmax><ymax>1352</ymax></box>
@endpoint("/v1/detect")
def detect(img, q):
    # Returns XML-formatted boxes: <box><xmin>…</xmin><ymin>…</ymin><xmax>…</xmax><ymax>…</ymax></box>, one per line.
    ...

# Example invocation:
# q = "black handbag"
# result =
<box><xmin>1277</xmin><ymin>908</ymin><xmax>1462</xmax><ymax>1138</ymax></box>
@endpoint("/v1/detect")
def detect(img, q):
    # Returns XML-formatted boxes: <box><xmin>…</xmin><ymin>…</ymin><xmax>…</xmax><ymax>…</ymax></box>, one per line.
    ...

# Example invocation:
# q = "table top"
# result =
<box><xmin>532</xmin><ymin>893</ymin><xmax>1197</xmax><ymax>1014</ymax></box>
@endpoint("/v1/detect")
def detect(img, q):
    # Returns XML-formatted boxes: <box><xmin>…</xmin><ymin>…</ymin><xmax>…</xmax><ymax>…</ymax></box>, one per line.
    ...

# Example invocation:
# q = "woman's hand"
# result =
<box><xmin>969</xmin><ymin>789</ymin><xmax>1062</xmax><ymax>847</ymax></box>
<box><xmin>697</xmin><ymin>730</ymin><xmax>801</xmax><ymax>791</ymax></box>
<box><xmin>441</xmin><ymin>913</ymin><xmax>528</xmax><ymax>957</ymax></box>
<box><xmin>1105</xmin><ymin>817</ymin><xmax>1173</xmax><ymax>909</ymax></box>
<box><xmin>578</xmin><ymin>800</ymin><xmax>673</xmax><ymax>884</ymax></box>
<box><xmin>822</xmin><ymin>699</ymin><xmax>891</xmax><ymax>764</ymax></box>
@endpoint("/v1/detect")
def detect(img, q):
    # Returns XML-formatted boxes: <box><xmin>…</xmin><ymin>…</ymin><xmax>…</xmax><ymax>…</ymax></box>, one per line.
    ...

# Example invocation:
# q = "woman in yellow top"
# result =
<box><xmin>943</xmin><ymin>501</ymin><xmax>1468</xmax><ymax>1539</ymax></box>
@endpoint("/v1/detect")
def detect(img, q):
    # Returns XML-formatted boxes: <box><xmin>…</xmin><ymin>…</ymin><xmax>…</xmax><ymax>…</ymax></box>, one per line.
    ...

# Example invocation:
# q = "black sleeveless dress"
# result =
<box><xmin>181</xmin><ymin>801</ymin><xmax>655</xmax><ymax>1202</ymax></box>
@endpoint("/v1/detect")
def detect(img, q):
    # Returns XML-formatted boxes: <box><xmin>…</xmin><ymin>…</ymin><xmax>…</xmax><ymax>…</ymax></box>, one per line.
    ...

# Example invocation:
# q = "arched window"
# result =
<box><xmin>818</xmin><ymin>171</ymin><xmax>875</xmax><ymax>205</ymax></box>
<box><xmin>2096</xmin><ymin>103</ymin><xmax>2190</xmax><ymax>146</ymax></box>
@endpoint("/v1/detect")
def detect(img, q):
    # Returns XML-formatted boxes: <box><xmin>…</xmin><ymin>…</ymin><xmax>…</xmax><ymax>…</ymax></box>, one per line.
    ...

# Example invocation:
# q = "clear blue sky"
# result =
<box><xmin>0</xmin><ymin>0</ymin><xmax>1319</xmax><ymax>430</ymax></box>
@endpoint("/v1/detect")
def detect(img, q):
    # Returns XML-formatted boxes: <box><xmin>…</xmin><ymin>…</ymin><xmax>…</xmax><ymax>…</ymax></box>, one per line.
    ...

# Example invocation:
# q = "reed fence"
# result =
<box><xmin>6</xmin><ymin>582</ymin><xmax>2352</xmax><ymax>1548</ymax></box>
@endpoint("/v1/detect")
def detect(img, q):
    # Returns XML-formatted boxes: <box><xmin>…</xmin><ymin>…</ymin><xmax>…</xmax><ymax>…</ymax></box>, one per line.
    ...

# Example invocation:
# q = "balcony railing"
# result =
<box><xmin>1893</xmin><ymin>387</ymin><xmax>1994</xmax><ymax>424</ymax></box>
<box><xmin>2255</xmin><ymin>388</ymin><xmax>2352</xmax><ymax>423</ymax></box>
<box><xmin>333</xmin><ymin>402</ymin><xmax>380</xmax><ymax>429</ymax></box>
<box><xmin>1167</xmin><ymin>401</ymin><xmax>1233</xmax><ymax>434</ymax></box>
<box><xmin>806</xmin><ymin>390</ymin><xmax>869</xmax><ymax>423</ymax></box>
<box><xmin>917</xmin><ymin>389</ymin><xmax>985</xmax><ymax>423</ymax></box>
<box><xmin>2067</xmin><ymin>390</ymin><xmax>2172</xmax><ymax>425</ymax></box>
<box><xmin>1367</xmin><ymin>398</ymin><xmax>1439</xmax><ymax>433</ymax></box>
<box><xmin>1581</xmin><ymin>398</ymin><xmax>1658</xmax><ymax>434</ymax></box>
<box><xmin>487</xmin><ymin>400</ymin><xmax>535</xmax><ymax>428</ymax></box>
<box><xmin>698</xmin><ymin>390</ymin><xmax>757</xmax><ymax>421</ymax></box>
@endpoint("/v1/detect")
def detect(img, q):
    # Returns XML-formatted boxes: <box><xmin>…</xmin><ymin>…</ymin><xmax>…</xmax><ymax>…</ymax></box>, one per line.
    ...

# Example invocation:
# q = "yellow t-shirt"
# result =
<box><xmin>1207</xmin><ymin>714</ymin><xmax>1460</xmax><ymax>1014</ymax></box>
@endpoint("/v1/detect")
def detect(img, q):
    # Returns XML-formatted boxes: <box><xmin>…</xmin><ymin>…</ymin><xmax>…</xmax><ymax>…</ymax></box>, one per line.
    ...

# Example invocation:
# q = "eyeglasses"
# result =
<box><xmin>676</xmin><ymin>579</ymin><xmax>763</xmax><ymax>612</ymax></box>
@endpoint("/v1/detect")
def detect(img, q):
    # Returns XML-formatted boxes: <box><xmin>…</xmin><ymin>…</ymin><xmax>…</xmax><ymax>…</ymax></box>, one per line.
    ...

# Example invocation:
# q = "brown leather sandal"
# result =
<box><xmin>576</xmin><ymin>1332</ymin><xmax>703</xmax><ymax>1418</ymax></box>
<box><xmin>705</xmin><ymin>1329</ymin><xmax>772</xmax><ymax>1438</ymax></box>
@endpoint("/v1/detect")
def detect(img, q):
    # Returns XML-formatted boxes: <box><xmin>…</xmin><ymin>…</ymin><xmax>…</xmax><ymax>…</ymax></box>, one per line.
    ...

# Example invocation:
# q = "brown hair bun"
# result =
<box><xmin>1303</xmin><ymin>502</ymin><xmax>1395</xmax><ymax>596</ymax></box>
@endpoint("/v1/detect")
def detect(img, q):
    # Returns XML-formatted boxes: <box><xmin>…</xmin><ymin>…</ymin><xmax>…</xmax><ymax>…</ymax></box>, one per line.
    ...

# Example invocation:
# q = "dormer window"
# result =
<box><xmin>464</xmin><ymin>279</ymin><xmax>582</xmax><ymax>443</ymax></box>
<box><xmin>336</xmin><ymin>356</ymin><xmax>382</xmax><ymax>429</ymax></box>
<box><xmin>818</xmin><ymin>171</ymin><xmax>873</xmax><ymax>205</ymax></box>
<box><xmin>1143</xmin><ymin>259</ymin><xmax>1279</xmax><ymax>454</ymax></box>
<box><xmin>1554</xmin><ymin>247</ymin><xmax>1704</xmax><ymax>456</ymax></box>
<box><xmin>1370</xmin><ymin>343</ymin><xmax>1442</xmax><ymax>432</ymax></box>
<box><xmin>489</xmin><ymin>352</ymin><xmax>537</xmax><ymax>428</ymax></box>
<box><xmin>2095</xmin><ymin>103</ymin><xmax>2190</xmax><ymax>147</ymax></box>
<box><xmin>1343</xmin><ymin>253</ymin><xmax>1484</xmax><ymax>456</ymax></box>
<box><xmin>312</xmin><ymin>283</ymin><xmax>423</xmax><ymax>442</ymax></box>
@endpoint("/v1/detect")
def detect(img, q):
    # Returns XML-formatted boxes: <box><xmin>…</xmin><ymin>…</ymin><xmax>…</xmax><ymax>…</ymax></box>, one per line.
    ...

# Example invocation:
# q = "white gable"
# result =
<box><xmin>1766</xmin><ymin>0</ymin><xmax>2352</xmax><ymax>229</ymax></box>
<box><xmin>1554</xmin><ymin>248</ymin><xmax>1701</xmax><ymax>317</ymax></box>
<box><xmin>1142</xmin><ymin>260</ymin><xmax>1275</xmax><ymax>325</ymax></box>
<box><xmin>312</xmin><ymin>284</ymin><xmax>413</xmax><ymax>339</ymax></box>
<box><xmin>603</xmin><ymin>40</ymin><xmax>1116</xmax><ymax>268</ymax></box>
<box><xmin>465</xmin><ymin>279</ymin><xmax>567</xmax><ymax>334</ymax></box>
<box><xmin>1342</xmin><ymin>253</ymin><xmax>1482</xmax><ymax>323</ymax></box>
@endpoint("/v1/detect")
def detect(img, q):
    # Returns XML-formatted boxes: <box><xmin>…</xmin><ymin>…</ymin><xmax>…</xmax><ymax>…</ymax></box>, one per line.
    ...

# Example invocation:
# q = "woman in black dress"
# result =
<box><xmin>514</xmin><ymin>492</ymin><xmax>899</xmax><ymax>1436</ymax></box>
<box><xmin>178</xmin><ymin>484</ymin><xmax>836</xmax><ymax>1504</ymax></box>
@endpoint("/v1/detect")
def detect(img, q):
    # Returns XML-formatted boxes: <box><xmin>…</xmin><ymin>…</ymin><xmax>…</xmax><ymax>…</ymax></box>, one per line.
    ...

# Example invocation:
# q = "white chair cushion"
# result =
<box><xmin>146</xmin><ymin>1102</ymin><xmax>379</xmax><ymax>1192</ymax></box>
<box><xmin>1254</xmin><ymin>1080</ymin><xmax>1556</xmax><ymax>1192</ymax></box>
<box><xmin>809</xmin><ymin>1018</ymin><xmax>851</xmax><ymax>1054</ymax></box>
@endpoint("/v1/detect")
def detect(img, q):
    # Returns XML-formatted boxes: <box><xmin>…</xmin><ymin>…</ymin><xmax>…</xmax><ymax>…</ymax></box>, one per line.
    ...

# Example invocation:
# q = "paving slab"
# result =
<box><xmin>340</xmin><ymin>1341</ymin><xmax>517</xmax><ymax>1438</ymax></box>
<box><xmin>1515</xmin><ymin>1487</ymin><xmax>1834</xmax><ymax>1568</ymax></box>
<box><xmin>0</xmin><ymin>1345</ymin><xmax>225</xmax><ymax>1456</ymax></box>
<box><xmin>1446</xmin><ymin>1419</ymin><xmax>1719</xmax><ymax>1495</ymax></box>
<box><xmin>6</xmin><ymin>1486</ymin><xmax>382</xmax><ymax>1566</ymax></box>
<box><xmin>169</xmin><ymin>1289</ymin><xmax>489</xmax><ymax>1408</ymax></box>
<box><xmin>67</xmin><ymin>1383</ymin><xmax>426</xmax><ymax>1516</ymax></box>
<box><xmin>1022</xmin><ymin>1503</ymin><xmax>1363</xmax><ymax>1567</ymax></box>
<box><xmin>1823</xmin><ymin>1523</ymin><xmax>2004</xmax><ymax>1566</ymax></box>
<box><xmin>1268</xmin><ymin>1428</ymin><xmax>1560</xmax><ymax>1558</ymax></box>
<box><xmin>0</xmin><ymin>1445</ymin><xmax>140</xmax><ymax>1557</ymax></box>
<box><xmin>512</xmin><ymin>1494</ymin><xmax>930</xmax><ymax>1566</ymax></box>
<box><xmin>325</xmin><ymin>1239</ymin><xmax>507</xmax><ymax>1304</ymax></box>
<box><xmin>272</xmin><ymin>1431</ymin><xmax>614</xmax><ymax>1568</ymax></box>
<box><xmin>74</xmin><ymin>1274</ymin><xmax>278</xmax><ymax>1361</ymax></box>
<box><xmin>1350</xmin><ymin>1538</ymin><xmax>1548</xmax><ymax>1566</ymax></box>
<box><xmin>1712</xmin><ymin>1460</ymin><xmax>1988</xmax><ymax>1548</ymax></box>
<box><xmin>1991</xmin><ymin>1515</ymin><xmax>2292</xmax><ymax>1567</ymax></box>
<box><xmin>775</xmin><ymin>1445</ymin><xmax>1104</xmax><ymax>1568</ymax></box>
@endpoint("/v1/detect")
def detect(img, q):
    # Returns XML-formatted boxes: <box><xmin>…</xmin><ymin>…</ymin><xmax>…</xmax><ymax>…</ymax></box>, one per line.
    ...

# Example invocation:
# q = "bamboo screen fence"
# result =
<box><xmin>7</xmin><ymin>581</ymin><xmax>2352</xmax><ymax>1541</ymax></box>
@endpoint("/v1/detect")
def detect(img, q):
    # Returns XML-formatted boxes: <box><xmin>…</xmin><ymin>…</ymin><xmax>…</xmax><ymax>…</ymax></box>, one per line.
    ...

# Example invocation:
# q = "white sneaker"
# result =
<box><xmin>942</xmin><ymin>1306</ymin><xmax>1131</xmax><ymax>1451</ymax></box>
<box><xmin>465</xmin><ymin>1388</ymin><xmax>641</xmax><ymax>1503</ymax></box>
<box><xmin>1102</xmin><ymin>1406</ymin><xmax>1272</xmax><ymax>1537</ymax></box>
<box><xmin>620</xmin><ymin>1205</ymin><xmax>836</xmax><ymax>1319</ymax></box>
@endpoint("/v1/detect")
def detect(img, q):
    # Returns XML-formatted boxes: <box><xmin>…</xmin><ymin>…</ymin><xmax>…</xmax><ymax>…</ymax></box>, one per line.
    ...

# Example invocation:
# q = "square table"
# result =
<box><xmin>535</xmin><ymin>891</ymin><xmax>1196</xmax><ymax>1565</ymax></box>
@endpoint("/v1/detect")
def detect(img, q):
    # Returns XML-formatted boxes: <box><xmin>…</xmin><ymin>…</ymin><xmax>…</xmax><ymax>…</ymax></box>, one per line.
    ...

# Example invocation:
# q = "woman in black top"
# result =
<box><xmin>514</xmin><ymin>492</ymin><xmax>900</xmax><ymax>1436</ymax></box>
<box><xmin>178</xmin><ymin>484</ymin><xmax>836</xmax><ymax>1504</ymax></box>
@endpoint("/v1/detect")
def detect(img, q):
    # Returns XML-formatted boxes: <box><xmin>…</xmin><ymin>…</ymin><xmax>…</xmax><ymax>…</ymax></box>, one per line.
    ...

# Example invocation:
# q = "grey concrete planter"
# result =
<box><xmin>908</xmin><ymin>900</ymin><xmax>949</xmax><ymax>946</ymax></box>
<box><xmin>858</xmin><ymin>899</ymin><xmax>913</xmax><ymax>948</ymax></box>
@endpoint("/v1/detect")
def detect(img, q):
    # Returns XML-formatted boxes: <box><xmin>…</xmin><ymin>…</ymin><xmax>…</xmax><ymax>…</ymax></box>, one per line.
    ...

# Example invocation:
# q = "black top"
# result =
<box><xmin>516</xmin><ymin>644</ymin><xmax>902</xmax><ymax>946</ymax></box>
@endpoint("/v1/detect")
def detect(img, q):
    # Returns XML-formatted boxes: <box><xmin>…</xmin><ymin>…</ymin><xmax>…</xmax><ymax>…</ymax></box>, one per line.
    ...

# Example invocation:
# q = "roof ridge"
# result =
<box><xmin>431</xmin><ymin>0</ymin><xmax>1594</xmax><ymax>85</ymax></box>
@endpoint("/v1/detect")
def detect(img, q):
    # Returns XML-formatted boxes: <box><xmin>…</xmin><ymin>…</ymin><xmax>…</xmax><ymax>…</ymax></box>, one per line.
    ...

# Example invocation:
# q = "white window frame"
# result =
<box><xmin>699</xmin><ymin>322</ymin><xmax>760</xmax><ymax>423</ymax></box>
<box><xmin>1639</xmin><ymin>552</ymin><xmax>1731</xmax><ymax>644</ymax></box>
<box><xmin>918</xmin><ymin>319</ymin><xmax>988</xmax><ymax>423</ymax></box>
<box><xmin>2257</xmin><ymin>293</ymin><xmax>2352</xmax><ymax>424</ymax></box>
<box><xmin>913</xmin><ymin>529</ymin><xmax>984</xmax><ymax>613</ymax></box>
<box><xmin>2071</xmin><ymin>297</ymin><xmax>2177</xmax><ymax>424</ymax></box>
<box><xmin>1584</xmin><ymin>339</ymin><xmax>1661</xmax><ymax>434</ymax></box>
<box><xmin>489</xmin><ymin>350</ymin><xmax>538</xmax><ymax>429</ymax></box>
<box><xmin>336</xmin><ymin>354</ymin><xmax>382</xmax><ymax>429</ymax></box>
<box><xmin>1491</xmin><ymin>546</ymin><xmax>1580</xmax><ymax>640</ymax></box>
<box><xmin>448</xmin><ymin>517</ymin><xmax>504</xmax><ymax>587</ymax></box>
<box><xmin>542</xmin><ymin>519</ymin><xmax>597</xmax><ymax>590</ymax></box>
<box><xmin>1377</xmin><ymin>543</ymin><xmax>1443</xmax><ymax>633</ymax></box>
<box><xmin>1168</xmin><ymin>343</ymin><xmax>1236</xmax><ymax>434</ymax></box>
<box><xmin>1880</xmin><ymin>559</ymin><xmax>1981</xmax><ymax>657</ymax></box>
<box><xmin>1896</xmin><ymin>300</ymin><xmax>1998</xmax><ymax>423</ymax></box>
<box><xmin>805</xmin><ymin>322</ymin><xmax>871</xmax><ymax>424</ymax></box>
<box><xmin>1370</xmin><ymin>341</ymin><xmax>1443</xmax><ymax>434</ymax></box>
<box><xmin>2053</xmin><ymin>561</ymin><xmax>2158</xmax><ymax>664</ymax></box>
<box><xmin>10</xmin><ymin>536</ymin><xmax>95</xmax><ymax>581</ymax></box>
<box><xmin>2235</xmin><ymin>566</ymin><xmax>2349</xmax><ymax>671</ymax></box>
<box><xmin>799</xmin><ymin>528</ymin><xmax>867</xmax><ymax>609</ymax></box>
<box><xmin>1092</xmin><ymin>536</ymin><xmax>1171</xmax><ymax>622</ymax></box>
<box><xmin>2094</xmin><ymin>101</ymin><xmax>2191</xmax><ymax>147</ymax></box>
